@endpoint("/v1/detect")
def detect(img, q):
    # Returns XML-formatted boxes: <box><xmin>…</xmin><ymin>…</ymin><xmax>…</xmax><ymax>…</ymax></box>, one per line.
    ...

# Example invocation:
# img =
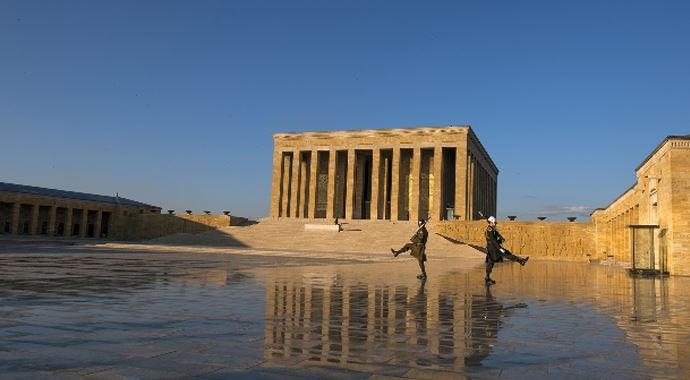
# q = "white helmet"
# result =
<box><xmin>487</xmin><ymin>216</ymin><xmax>496</xmax><ymax>223</ymax></box>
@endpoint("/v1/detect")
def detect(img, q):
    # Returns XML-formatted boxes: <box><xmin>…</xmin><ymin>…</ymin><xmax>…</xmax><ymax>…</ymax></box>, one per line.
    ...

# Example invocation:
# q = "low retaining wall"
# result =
<box><xmin>436</xmin><ymin>220</ymin><xmax>595</xmax><ymax>261</ymax></box>
<box><xmin>119</xmin><ymin>214</ymin><xmax>248</xmax><ymax>241</ymax></box>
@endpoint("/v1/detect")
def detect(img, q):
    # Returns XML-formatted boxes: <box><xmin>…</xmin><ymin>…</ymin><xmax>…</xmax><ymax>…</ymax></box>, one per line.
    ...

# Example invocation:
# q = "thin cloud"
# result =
<box><xmin>531</xmin><ymin>205</ymin><xmax>593</xmax><ymax>217</ymax></box>
<box><xmin>501</xmin><ymin>205</ymin><xmax>593</xmax><ymax>221</ymax></box>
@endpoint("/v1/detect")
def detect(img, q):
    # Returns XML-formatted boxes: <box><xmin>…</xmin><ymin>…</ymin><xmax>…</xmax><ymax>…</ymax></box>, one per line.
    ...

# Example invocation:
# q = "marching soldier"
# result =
<box><xmin>485</xmin><ymin>216</ymin><xmax>528</xmax><ymax>285</ymax></box>
<box><xmin>391</xmin><ymin>219</ymin><xmax>429</xmax><ymax>279</ymax></box>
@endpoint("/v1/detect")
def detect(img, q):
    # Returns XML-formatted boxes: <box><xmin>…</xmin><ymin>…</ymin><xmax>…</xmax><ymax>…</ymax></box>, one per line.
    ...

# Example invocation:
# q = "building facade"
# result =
<box><xmin>270</xmin><ymin>126</ymin><xmax>498</xmax><ymax>222</ymax></box>
<box><xmin>591</xmin><ymin>135</ymin><xmax>690</xmax><ymax>275</ymax></box>
<box><xmin>0</xmin><ymin>182</ymin><xmax>161</xmax><ymax>240</ymax></box>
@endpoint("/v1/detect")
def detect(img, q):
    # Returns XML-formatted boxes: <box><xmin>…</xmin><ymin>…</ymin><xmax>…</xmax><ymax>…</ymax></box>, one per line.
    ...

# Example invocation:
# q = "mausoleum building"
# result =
<box><xmin>270</xmin><ymin>126</ymin><xmax>498</xmax><ymax>222</ymax></box>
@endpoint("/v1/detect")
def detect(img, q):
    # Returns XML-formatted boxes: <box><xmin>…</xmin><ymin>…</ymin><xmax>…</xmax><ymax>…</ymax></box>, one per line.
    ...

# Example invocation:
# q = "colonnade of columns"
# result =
<box><xmin>602</xmin><ymin>205</ymin><xmax>640</xmax><ymax>263</ymax></box>
<box><xmin>466</xmin><ymin>152</ymin><xmax>497</xmax><ymax>220</ymax></box>
<box><xmin>0</xmin><ymin>201</ymin><xmax>110</xmax><ymax>238</ymax></box>
<box><xmin>272</xmin><ymin>145</ymin><xmax>497</xmax><ymax>221</ymax></box>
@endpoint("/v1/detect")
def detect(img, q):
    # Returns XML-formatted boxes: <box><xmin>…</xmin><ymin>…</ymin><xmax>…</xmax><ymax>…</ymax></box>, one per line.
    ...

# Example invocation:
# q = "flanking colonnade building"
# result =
<box><xmin>0</xmin><ymin>182</ymin><xmax>160</xmax><ymax>239</ymax></box>
<box><xmin>270</xmin><ymin>125</ymin><xmax>498</xmax><ymax>222</ymax></box>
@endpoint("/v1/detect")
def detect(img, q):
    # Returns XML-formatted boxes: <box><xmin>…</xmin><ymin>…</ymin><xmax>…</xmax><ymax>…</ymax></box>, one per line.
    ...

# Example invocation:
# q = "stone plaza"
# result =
<box><xmin>1</xmin><ymin>241</ymin><xmax>690</xmax><ymax>379</ymax></box>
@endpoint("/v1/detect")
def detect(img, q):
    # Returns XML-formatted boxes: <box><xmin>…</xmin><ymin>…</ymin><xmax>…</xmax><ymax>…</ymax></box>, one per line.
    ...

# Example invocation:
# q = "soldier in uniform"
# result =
<box><xmin>391</xmin><ymin>219</ymin><xmax>429</xmax><ymax>279</ymax></box>
<box><xmin>485</xmin><ymin>216</ymin><xmax>528</xmax><ymax>285</ymax></box>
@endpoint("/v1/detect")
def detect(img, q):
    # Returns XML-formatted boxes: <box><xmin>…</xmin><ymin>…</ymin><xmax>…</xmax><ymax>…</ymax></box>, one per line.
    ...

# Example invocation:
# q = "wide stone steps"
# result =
<box><xmin>149</xmin><ymin>219</ymin><xmax>482</xmax><ymax>259</ymax></box>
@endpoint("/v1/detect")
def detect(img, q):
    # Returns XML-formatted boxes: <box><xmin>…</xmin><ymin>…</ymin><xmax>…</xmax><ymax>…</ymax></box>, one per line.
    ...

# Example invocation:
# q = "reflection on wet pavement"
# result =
<box><xmin>262</xmin><ymin>261</ymin><xmax>690</xmax><ymax>379</ymax></box>
<box><xmin>1</xmin><ymin>246</ymin><xmax>690</xmax><ymax>379</ymax></box>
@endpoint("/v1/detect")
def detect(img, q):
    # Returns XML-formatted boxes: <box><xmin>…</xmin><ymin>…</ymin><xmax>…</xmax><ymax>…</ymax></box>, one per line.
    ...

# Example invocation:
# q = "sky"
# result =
<box><xmin>1</xmin><ymin>0</ymin><xmax>689</xmax><ymax>221</ymax></box>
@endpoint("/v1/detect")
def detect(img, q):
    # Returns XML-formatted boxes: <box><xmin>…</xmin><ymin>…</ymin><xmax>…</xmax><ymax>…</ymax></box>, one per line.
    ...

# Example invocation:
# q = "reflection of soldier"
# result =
<box><xmin>485</xmin><ymin>216</ymin><xmax>528</xmax><ymax>285</ymax></box>
<box><xmin>411</xmin><ymin>278</ymin><xmax>428</xmax><ymax>347</ymax></box>
<box><xmin>392</xmin><ymin>219</ymin><xmax>429</xmax><ymax>279</ymax></box>
<box><xmin>464</xmin><ymin>285</ymin><xmax>527</xmax><ymax>367</ymax></box>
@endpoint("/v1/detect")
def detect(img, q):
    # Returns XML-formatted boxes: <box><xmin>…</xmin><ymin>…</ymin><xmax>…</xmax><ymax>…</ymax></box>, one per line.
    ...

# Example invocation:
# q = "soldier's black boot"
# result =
<box><xmin>391</xmin><ymin>248</ymin><xmax>400</xmax><ymax>257</ymax></box>
<box><xmin>417</xmin><ymin>273</ymin><xmax>427</xmax><ymax>279</ymax></box>
<box><xmin>485</xmin><ymin>277</ymin><xmax>496</xmax><ymax>285</ymax></box>
<box><xmin>520</xmin><ymin>256</ymin><xmax>529</xmax><ymax>266</ymax></box>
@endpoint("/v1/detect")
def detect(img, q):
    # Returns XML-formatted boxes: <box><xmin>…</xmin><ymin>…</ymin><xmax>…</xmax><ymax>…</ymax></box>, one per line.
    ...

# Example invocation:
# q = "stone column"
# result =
<box><xmin>290</xmin><ymin>150</ymin><xmax>301</xmax><ymax>218</ymax></box>
<box><xmin>47</xmin><ymin>205</ymin><xmax>57</xmax><ymax>236</ymax></box>
<box><xmin>484</xmin><ymin>170</ymin><xmax>489</xmax><ymax>217</ymax></box>
<box><xmin>325</xmin><ymin>149</ymin><xmax>337</xmax><ymax>220</ymax></box>
<box><xmin>29</xmin><ymin>204</ymin><xmax>40</xmax><ymax>235</ymax></box>
<box><xmin>491</xmin><ymin>174</ymin><xmax>495</xmax><ymax>216</ymax></box>
<box><xmin>345</xmin><ymin>149</ymin><xmax>355</xmax><ymax>219</ymax></box>
<box><xmin>382</xmin><ymin>156</ymin><xmax>390</xmax><ymax>219</ymax></box>
<box><xmin>390</xmin><ymin>147</ymin><xmax>400</xmax><ymax>220</ymax></box>
<box><xmin>307</xmin><ymin>149</ymin><xmax>318</xmax><ymax>219</ymax></box>
<box><xmin>478</xmin><ymin>167</ymin><xmax>484</xmax><ymax>217</ymax></box>
<box><xmin>355</xmin><ymin>153</ymin><xmax>366</xmax><ymax>219</ymax></box>
<box><xmin>431</xmin><ymin>146</ymin><xmax>443</xmax><ymax>221</ymax></box>
<box><xmin>491</xmin><ymin>178</ymin><xmax>498</xmax><ymax>215</ymax></box>
<box><xmin>409</xmin><ymin>147</ymin><xmax>421</xmax><ymax>222</ymax></box>
<box><xmin>454</xmin><ymin>143</ymin><xmax>468</xmax><ymax>221</ymax></box>
<box><xmin>480</xmin><ymin>164</ymin><xmax>485</xmax><ymax>218</ymax></box>
<box><xmin>477</xmin><ymin>168</ymin><xmax>483</xmax><ymax>217</ymax></box>
<box><xmin>370</xmin><ymin>149</ymin><xmax>380</xmax><ymax>220</ymax></box>
<box><xmin>465</xmin><ymin>155</ymin><xmax>472</xmax><ymax>220</ymax></box>
<box><xmin>270</xmin><ymin>147</ymin><xmax>282</xmax><ymax>218</ymax></box>
<box><xmin>625</xmin><ymin>210</ymin><xmax>632</xmax><ymax>263</ymax></box>
<box><xmin>280</xmin><ymin>153</ymin><xmax>291</xmax><ymax>218</ymax></box>
<box><xmin>79</xmin><ymin>209</ymin><xmax>88</xmax><ymax>238</ymax></box>
<box><xmin>10</xmin><ymin>203</ymin><xmax>20</xmax><ymax>234</ymax></box>
<box><xmin>94</xmin><ymin>210</ymin><xmax>103</xmax><ymax>238</ymax></box>
<box><xmin>65</xmin><ymin>208</ymin><xmax>73</xmax><ymax>236</ymax></box>
<box><xmin>484</xmin><ymin>177</ymin><xmax>496</xmax><ymax>216</ymax></box>
<box><xmin>299</xmin><ymin>154</ymin><xmax>309</xmax><ymax>218</ymax></box>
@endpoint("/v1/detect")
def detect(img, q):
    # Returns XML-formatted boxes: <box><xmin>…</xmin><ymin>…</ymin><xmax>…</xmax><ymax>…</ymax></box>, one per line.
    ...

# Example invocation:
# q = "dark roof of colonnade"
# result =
<box><xmin>0</xmin><ymin>182</ymin><xmax>159</xmax><ymax>209</ymax></box>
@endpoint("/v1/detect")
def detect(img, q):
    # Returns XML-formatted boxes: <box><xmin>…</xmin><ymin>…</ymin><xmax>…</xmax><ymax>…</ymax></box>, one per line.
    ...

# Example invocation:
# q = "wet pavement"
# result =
<box><xmin>1</xmin><ymin>243</ymin><xmax>689</xmax><ymax>379</ymax></box>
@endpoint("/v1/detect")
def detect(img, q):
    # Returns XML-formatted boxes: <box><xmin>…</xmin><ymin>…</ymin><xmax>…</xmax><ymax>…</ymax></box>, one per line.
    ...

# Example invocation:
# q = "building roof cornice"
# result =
<box><xmin>466</xmin><ymin>127</ymin><xmax>499</xmax><ymax>174</ymax></box>
<box><xmin>273</xmin><ymin>125</ymin><xmax>470</xmax><ymax>140</ymax></box>
<box><xmin>635</xmin><ymin>135</ymin><xmax>690</xmax><ymax>172</ymax></box>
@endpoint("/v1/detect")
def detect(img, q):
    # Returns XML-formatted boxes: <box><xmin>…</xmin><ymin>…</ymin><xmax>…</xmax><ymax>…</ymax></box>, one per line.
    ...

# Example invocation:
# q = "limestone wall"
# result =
<box><xmin>118</xmin><ymin>214</ymin><xmax>246</xmax><ymax>241</ymax></box>
<box><xmin>436</xmin><ymin>220</ymin><xmax>595</xmax><ymax>261</ymax></box>
<box><xmin>670</xmin><ymin>147</ymin><xmax>690</xmax><ymax>275</ymax></box>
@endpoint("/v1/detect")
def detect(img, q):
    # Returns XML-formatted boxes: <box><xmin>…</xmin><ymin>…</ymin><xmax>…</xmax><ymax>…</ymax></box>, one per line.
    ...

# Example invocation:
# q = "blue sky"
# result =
<box><xmin>2</xmin><ymin>0</ymin><xmax>689</xmax><ymax>221</ymax></box>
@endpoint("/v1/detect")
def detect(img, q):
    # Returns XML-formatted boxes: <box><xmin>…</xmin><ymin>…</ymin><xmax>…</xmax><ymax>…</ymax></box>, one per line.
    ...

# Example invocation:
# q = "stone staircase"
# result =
<box><xmin>149</xmin><ymin>219</ymin><xmax>482</xmax><ymax>259</ymax></box>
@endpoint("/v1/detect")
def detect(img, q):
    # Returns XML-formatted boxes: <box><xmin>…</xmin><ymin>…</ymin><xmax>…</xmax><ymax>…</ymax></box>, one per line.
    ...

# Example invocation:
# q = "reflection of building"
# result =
<box><xmin>262</xmin><ymin>263</ymin><xmax>690</xmax><ymax>378</ymax></box>
<box><xmin>591</xmin><ymin>136</ymin><xmax>690</xmax><ymax>275</ymax></box>
<box><xmin>264</xmin><ymin>272</ymin><xmax>513</xmax><ymax>370</ymax></box>
<box><xmin>0</xmin><ymin>182</ymin><xmax>159</xmax><ymax>239</ymax></box>
<box><xmin>623</xmin><ymin>276</ymin><xmax>690</xmax><ymax>379</ymax></box>
<box><xmin>270</xmin><ymin>126</ymin><xmax>498</xmax><ymax>222</ymax></box>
